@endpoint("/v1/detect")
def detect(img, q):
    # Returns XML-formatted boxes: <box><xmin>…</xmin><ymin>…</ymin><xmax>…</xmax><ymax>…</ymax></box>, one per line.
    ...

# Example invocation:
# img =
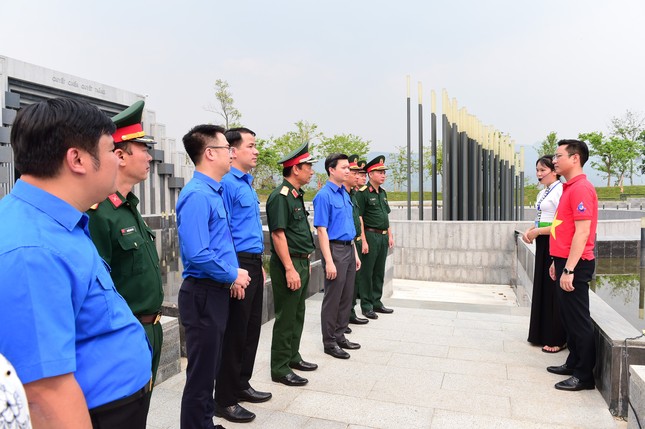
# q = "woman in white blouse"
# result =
<box><xmin>523</xmin><ymin>155</ymin><xmax>566</xmax><ymax>353</ymax></box>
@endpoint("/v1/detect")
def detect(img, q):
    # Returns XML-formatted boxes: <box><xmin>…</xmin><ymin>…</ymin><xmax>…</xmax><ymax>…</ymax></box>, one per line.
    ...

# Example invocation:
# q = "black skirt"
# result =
<box><xmin>527</xmin><ymin>235</ymin><xmax>567</xmax><ymax>346</ymax></box>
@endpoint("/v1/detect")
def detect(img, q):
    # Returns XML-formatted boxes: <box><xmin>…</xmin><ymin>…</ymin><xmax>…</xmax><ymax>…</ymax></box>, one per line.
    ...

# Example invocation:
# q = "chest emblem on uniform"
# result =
<box><xmin>121</xmin><ymin>226</ymin><xmax>136</xmax><ymax>235</ymax></box>
<box><xmin>292</xmin><ymin>189</ymin><xmax>299</xmax><ymax>198</ymax></box>
<box><xmin>577</xmin><ymin>202</ymin><xmax>586</xmax><ymax>213</ymax></box>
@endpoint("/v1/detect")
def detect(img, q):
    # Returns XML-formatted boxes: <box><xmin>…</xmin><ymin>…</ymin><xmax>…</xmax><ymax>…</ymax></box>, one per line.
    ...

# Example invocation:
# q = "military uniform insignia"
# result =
<box><xmin>359</xmin><ymin>185</ymin><xmax>368</xmax><ymax>191</ymax></box>
<box><xmin>89</xmin><ymin>203</ymin><xmax>99</xmax><ymax>210</ymax></box>
<box><xmin>120</xmin><ymin>226</ymin><xmax>136</xmax><ymax>236</ymax></box>
<box><xmin>108</xmin><ymin>193</ymin><xmax>123</xmax><ymax>208</ymax></box>
<box><xmin>369</xmin><ymin>186</ymin><xmax>374</xmax><ymax>192</ymax></box>
<box><xmin>280</xmin><ymin>186</ymin><xmax>289</xmax><ymax>196</ymax></box>
<box><xmin>291</xmin><ymin>189</ymin><xmax>299</xmax><ymax>198</ymax></box>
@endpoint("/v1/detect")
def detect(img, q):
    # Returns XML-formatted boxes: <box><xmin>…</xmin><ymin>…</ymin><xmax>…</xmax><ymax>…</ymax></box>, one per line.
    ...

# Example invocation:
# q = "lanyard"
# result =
<box><xmin>535</xmin><ymin>180</ymin><xmax>561</xmax><ymax>226</ymax></box>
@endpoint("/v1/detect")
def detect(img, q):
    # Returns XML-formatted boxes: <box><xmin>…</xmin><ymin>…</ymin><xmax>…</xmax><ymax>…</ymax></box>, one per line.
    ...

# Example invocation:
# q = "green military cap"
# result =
<box><xmin>365</xmin><ymin>155</ymin><xmax>388</xmax><ymax>172</ymax></box>
<box><xmin>357</xmin><ymin>159</ymin><xmax>367</xmax><ymax>172</ymax></box>
<box><xmin>278</xmin><ymin>141</ymin><xmax>317</xmax><ymax>167</ymax></box>
<box><xmin>348</xmin><ymin>154</ymin><xmax>360</xmax><ymax>170</ymax></box>
<box><xmin>112</xmin><ymin>100</ymin><xmax>156</xmax><ymax>147</ymax></box>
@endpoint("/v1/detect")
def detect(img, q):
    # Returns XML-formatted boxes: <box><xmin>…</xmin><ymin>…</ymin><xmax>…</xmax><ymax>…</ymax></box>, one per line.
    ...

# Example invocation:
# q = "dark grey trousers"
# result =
<box><xmin>321</xmin><ymin>242</ymin><xmax>356</xmax><ymax>348</ymax></box>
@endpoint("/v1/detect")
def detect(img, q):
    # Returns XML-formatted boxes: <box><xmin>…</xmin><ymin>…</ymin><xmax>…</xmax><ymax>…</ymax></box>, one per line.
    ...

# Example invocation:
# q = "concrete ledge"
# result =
<box><xmin>629</xmin><ymin>366</ymin><xmax>645</xmax><ymax>428</ymax></box>
<box><xmin>156</xmin><ymin>316</ymin><xmax>181</xmax><ymax>385</ymax></box>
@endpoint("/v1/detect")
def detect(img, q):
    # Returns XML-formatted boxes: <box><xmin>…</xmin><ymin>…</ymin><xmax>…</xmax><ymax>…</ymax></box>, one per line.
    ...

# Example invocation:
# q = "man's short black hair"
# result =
<box><xmin>558</xmin><ymin>139</ymin><xmax>589</xmax><ymax>167</ymax></box>
<box><xmin>225</xmin><ymin>127</ymin><xmax>256</xmax><ymax>148</ymax></box>
<box><xmin>324</xmin><ymin>153</ymin><xmax>348</xmax><ymax>176</ymax></box>
<box><xmin>183</xmin><ymin>124</ymin><xmax>226</xmax><ymax>165</ymax></box>
<box><xmin>11</xmin><ymin>98</ymin><xmax>115</xmax><ymax>178</ymax></box>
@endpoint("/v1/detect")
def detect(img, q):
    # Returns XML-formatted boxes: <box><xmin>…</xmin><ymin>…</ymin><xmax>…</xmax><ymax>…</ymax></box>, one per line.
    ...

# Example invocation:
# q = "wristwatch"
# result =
<box><xmin>563</xmin><ymin>267</ymin><xmax>575</xmax><ymax>275</ymax></box>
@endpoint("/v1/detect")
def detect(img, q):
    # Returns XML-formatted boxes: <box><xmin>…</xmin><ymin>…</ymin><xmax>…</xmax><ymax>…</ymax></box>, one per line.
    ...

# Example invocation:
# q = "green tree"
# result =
<box><xmin>579</xmin><ymin>131</ymin><xmax>639</xmax><ymax>191</ymax></box>
<box><xmin>204</xmin><ymin>79</ymin><xmax>241</xmax><ymax>129</ymax></box>
<box><xmin>272</xmin><ymin>120</ymin><xmax>323</xmax><ymax>159</ymax></box>
<box><xmin>609</xmin><ymin>110</ymin><xmax>645</xmax><ymax>185</ymax></box>
<box><xmin>316</xmin><ymin>134</ymin><xmax>370</xmax><ymax>159</ymax></box>
<box><xmin>534</xmin><ymin>131</ymin><xmax>558</xmax><ymax>157</ymax></box>
<box><xmin>388</xmin><ymin>146</ymin><xmax>418</xmax><ymax>191</ymax></box>
<box><xmin>423</xmin><ymin>142</ymin><xmax>442</xmax><ymax>182</ymax></box>
<box><xmin>253</xmin><ymin>138</ymin><xmax>281</xmax><ymax>189</ymax></box>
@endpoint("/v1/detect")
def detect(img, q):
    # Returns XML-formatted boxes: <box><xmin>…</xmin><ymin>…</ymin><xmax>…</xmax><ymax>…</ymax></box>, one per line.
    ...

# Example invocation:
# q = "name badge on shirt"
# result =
<box><xmin>120</xmin><ymin>226</ymin><xmax>137</xmax><ymax>236</ymax></box>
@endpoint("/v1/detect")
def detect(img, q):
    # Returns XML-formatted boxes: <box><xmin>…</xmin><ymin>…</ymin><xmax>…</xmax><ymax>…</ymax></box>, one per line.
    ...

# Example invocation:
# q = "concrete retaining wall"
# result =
<box><xmin>391</xmin><ymin>220</ymin><xmax>529</xmax><ymax>285</ymax></box>
<box><xmin>629</xmin><ymin>366</ymin><xmax>645</xmax><ymax>428</ymax></box>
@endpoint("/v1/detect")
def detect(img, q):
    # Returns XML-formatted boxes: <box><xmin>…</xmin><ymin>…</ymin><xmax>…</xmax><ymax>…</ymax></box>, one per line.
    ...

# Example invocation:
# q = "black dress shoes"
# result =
<box><xmin>237</xmin><ymin>387</ymin><xmax>272</xmax><ymax>403</ymax></box>
<box><xmin>345</xmin><ymin>326</ymin><xmax>352</xmax><ymax>334</ymax></box>
<box><xmin>337</xmin><ymin>339</ymin><xmax>361</xmax><ymax>350</ymax></box>
<box><xmin>554</xmin><ymin>376</ymin><xmax>595</xmax><ymax>391</ymax></box>
<box><xmin>373</xmin><ymin>306</ymin><xmax>394</xmax><ymax>314</ymax></box>
<box><xmin>547</xmin><ymin>364</ymin><xmax>574</xmax><ymax>376</ymax></box>
<box><xmin>272</xmin><ymin>372</ymin><xmax>308</xmax><ymax>386</ymax></box>
<box><xmin>214</xmin><ymin>403</ymin><xmax>256</xmax><ymax>423</ymax></box>
<box><xmin>289</xmin><ymin>360</ymin><xmax>318</xmax><ymax>371</ymax></box>
<box><xmin>349</xmin><ymin>315</ymin><xmax>369</xmax><ymax>325</ymax></box>
<box><xmin>325</xmin><ymin>344</ymin><xmax>350</xmax><ymax>359</ymax></box>
<box><xmin>363</xmin><ymin>310</ymin><xmax>378</xmax><ymax>320</ymax></box>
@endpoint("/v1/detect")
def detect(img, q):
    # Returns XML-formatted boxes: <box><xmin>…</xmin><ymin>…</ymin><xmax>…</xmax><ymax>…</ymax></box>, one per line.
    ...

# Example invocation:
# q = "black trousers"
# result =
<box><xmin>553</xmin><ymin>257</ymin><xmax>596</xmax><ymax>383</ymax></box>
<box><xmin>90</xmin><ymin>387</ymin><xmax>151</xmax><ymax>429</ymax></box>
<box><xmin>321</xmin><ymin>243</ymin><xmax>356</xmax><ymax>347</ymax></box>
<box><xmin>215</xmin><ymin>256</ymin><xmax>264</xmax><ymax>406</ymax></box>
<box><xmin>179</xmin><ymin>277</ymin><xmax>230</xmax><ymax>429</ymax></box>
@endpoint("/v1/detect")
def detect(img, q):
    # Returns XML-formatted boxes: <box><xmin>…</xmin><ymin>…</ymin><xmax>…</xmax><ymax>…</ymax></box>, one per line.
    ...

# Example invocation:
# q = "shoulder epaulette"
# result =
<box><xmin>279</xmin><ymin>186</ymin><xmax>289</xmax><ymax>196</ymax></box>
<box><xmin>88</xmin><ymin>203</ymin><xmax>99</xmax><ymax>210</ymax></box>
<box><xmin>358</xmin><ymin>185</ymin><xmax>368</xmax><ymax>192</ymax></box>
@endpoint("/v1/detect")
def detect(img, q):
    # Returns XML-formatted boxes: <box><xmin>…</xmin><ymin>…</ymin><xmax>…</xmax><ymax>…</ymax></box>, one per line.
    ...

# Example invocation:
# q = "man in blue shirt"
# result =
<box><xmin>214</xmin><ymin>128</ymin><xmax>272</xmax><ymax>424</ymax></box>
<box><xmin>313</xmin><ymin>153</ymin><xmax>362</xmax><ymax>359</ymax></box>
<box><xmin>0</xmin><ymin>98</ymin><xmax>152</xmax><ymax>429</ymax></box>
<box><xmin>177</xmin><ymin>124</ymin><xmax>251</xmax><ymax>429</ymax></box>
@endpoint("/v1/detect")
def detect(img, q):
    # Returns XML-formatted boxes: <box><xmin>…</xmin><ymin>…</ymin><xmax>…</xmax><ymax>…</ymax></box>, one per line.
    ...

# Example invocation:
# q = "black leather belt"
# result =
<box><xmin>237</xmin><ymin>252</ymin><xmax>263</xmax><ymax>261</ymax></box>
<box><xmin>89</xmin><ymin>378</ymin><xmax>153</xmax><ymax>414</ymax></box>
<box><xmin>184</xmin><ymin>276</ymin><xmax>230</xmax><ymax>289</ymax></box>
<box><xmin>289</xmin><ymin>253</ymin><xmax>310</xmax><ymax>259</ymax></box>
<box><xmin>136</xmin><ymin>312</ymin><xmax>162</xmax><ymax>325</ymax></box>
<box><xmin>329</xmin><ymin>240</ymin><xmax>353</xmax><ymax>246</ymax></box>
<box><xmin>364</xmin><ymin>227</ymin><xmax>387</xmax><ymax>235</ymax></box>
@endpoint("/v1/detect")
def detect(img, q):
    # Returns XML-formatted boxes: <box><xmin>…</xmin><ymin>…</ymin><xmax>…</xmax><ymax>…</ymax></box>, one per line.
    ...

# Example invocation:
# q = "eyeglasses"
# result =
<box><xmin>553</xmin><ymin>153</ymin><xmax>574</xmax><ymax>160</ymax></box>
<box><xmin>206</xmin><ymin>145</ymin><xmax>233</xmax><ymax>154</ymax></box>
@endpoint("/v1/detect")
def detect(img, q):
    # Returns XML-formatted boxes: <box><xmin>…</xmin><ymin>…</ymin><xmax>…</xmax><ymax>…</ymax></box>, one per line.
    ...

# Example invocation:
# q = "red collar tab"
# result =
<box><xmin>291</xmin><ymin>189</ymin><xmax>299</xmax><ymax>198</ymax></box>
<box><xmin>283</xmin><ymin>152</ymin><xmax>311</xmax><ymax>168</ymax></box>
<box><xmin>108</xmin><ymin>193</ymin><xmax>123</xmax><ymax>208</ymax></box>
<box><xmin>113</xmin><ymin>123</ymin><xmax>145</xmax><ymax>143</ymax></box>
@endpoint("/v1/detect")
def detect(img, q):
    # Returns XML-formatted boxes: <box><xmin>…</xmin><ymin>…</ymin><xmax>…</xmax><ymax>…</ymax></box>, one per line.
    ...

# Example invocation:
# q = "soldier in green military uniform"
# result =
<box><xmin>88</xmin><ymin>100</ymin><xmax>164</xmax><ymax>385</ymax></box>
<box><xmin>267</xmin><ymin>142</ymin><xmax>318</xmax><ymax>387</ymax></box>
<box><xmin>346</xmin><ymin>155</ymin><xmax>369</xmax><ymax>326</ymax></box>
<box><xmin>355</xmin><ymin>156</ymin><xmax>395</xmax><ymax>319</ymax></box>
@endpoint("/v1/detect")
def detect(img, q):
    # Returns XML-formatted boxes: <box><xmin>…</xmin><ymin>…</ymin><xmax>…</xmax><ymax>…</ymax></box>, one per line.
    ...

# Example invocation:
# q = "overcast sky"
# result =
<box><xmin>2</xmin><ymin>1</ymin><xmax>644</xmax><ymax>185</ymax></box>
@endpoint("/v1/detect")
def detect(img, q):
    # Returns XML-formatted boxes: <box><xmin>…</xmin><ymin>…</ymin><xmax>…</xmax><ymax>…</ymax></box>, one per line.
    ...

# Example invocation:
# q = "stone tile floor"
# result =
<box><xmin>148</xmin><ymin>285</ymin><xmax>625</xmax><ymax>429</ymax></box>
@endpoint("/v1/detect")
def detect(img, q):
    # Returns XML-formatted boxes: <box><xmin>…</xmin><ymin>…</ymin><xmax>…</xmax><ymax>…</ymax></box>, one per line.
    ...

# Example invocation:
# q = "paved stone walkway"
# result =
<box><xmin>148</xmin><ymin>289</ymin><xmax>623</xmax><ymax>428</ymax></box>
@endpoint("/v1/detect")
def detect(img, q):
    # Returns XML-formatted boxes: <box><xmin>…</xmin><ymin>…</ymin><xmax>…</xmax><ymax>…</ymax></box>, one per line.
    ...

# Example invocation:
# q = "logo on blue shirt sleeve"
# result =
<box><xmin>577</xmin><ymin>202</ymin><xmax>586</xmax><ymax>213</ymax></box>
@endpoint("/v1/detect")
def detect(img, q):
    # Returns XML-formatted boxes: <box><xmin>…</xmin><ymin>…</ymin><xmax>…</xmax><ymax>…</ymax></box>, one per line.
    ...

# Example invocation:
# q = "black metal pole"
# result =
<box><xmin>451</xmin><ymin>123</ymin><xmax>459</xmax><ymax>220</ymax></box>
<box><xmin>442</xmin><ymin>114</ymin><xmax>450</xmax><ymax>220</ymax></box>
<box><xmin>406</xmin><ymin>78</ymin><xmax>411</xmax><ymax>220</ymax></box>
<box><xmin>431</xmin><ymin>110</ymin><xmax>437</xmax><ymax>221</ymax></box>
<box><xmin>468</xmin><ymin>137</ymin><xmax>476</xmax><ymax>220</ymax></box>
<box><xmin>418</xmin><ymin>83</ymin><xmax>424</xmax><ymax>220</ymax></box>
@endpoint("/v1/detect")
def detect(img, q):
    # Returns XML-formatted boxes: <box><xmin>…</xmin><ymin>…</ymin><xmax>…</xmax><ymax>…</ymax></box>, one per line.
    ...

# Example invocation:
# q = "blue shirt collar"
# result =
<box><xmin>325</xmin><ymin>180</ymin><xmax>343</xmax><ymax>193</ymax></box>
<box><xmin>230</xmin><ymin>166</ymin><xmax>254</xmax><ymax>186</ymax></box>
<box><xmin>11</xmin><ymin>179</ymin><xmax>87</xmax><ymax>232</ymax></box>
<box><xmin>193</xmin><ymin>171</ymin><xmax>222</xmax><ymax>193</ymax></box>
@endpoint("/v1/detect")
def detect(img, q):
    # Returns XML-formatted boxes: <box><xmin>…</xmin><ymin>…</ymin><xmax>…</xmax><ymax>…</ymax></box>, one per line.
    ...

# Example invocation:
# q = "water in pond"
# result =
<box><xmin>592</xmin><ymin>257</ymin><xmax>645</xmax><ymax>333</ymax></box>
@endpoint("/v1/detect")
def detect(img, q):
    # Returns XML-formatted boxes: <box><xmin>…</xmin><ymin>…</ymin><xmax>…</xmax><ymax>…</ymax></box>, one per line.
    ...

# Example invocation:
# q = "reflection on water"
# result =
<box><xmin>592</xmin><ymin>257</ymin><xmax>645</xmax><ymax>332</ymax></box>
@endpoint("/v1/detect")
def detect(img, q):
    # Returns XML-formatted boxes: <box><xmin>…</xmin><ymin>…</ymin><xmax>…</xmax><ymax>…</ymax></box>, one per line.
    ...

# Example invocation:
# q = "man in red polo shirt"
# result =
<box><xmin>546</xmin><ymin>139</ymin><xmax>598</xmax><ymax>391</ymax></box>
